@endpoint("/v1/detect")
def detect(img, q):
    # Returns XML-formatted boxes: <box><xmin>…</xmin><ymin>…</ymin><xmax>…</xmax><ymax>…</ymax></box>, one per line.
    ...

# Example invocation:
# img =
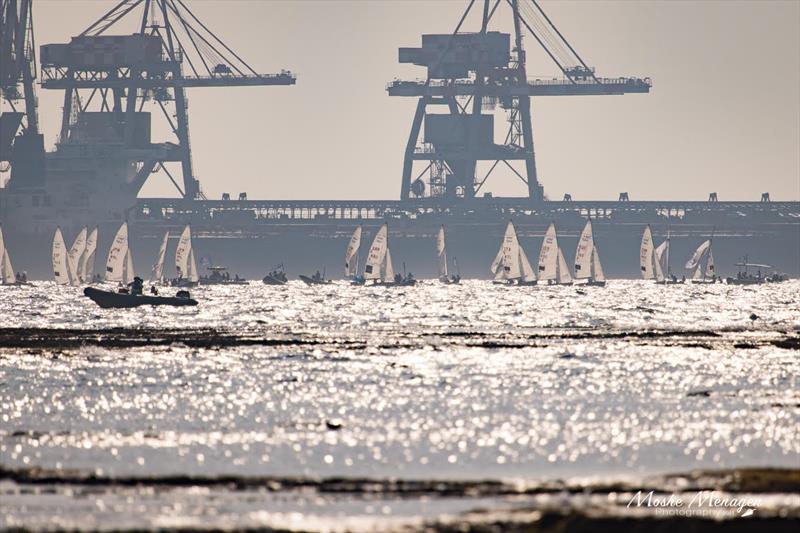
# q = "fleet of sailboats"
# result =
<box><xmin>7</xmin><ymin>221</ymin><xmax>792</xmax><ymax>288</ymax></box>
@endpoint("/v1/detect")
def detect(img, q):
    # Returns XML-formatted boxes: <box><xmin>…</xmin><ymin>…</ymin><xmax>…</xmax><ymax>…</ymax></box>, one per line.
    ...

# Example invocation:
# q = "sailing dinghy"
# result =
<box><xmin>53</xmin><ymin>227</ymin><xmax>74</xmax><ymax>285</ymax></box>
<box><xmin>685</xmin><ymin>239</ymin><xmax>718</xmax><ymax>283</ymax></box>
<box><xmin>363</xmin><ymin>224</ymin><xmax>415</xmax><ymax>286</ymax></box>
<box><xmin>537</xmin><ymin>222</ymin><xmax>572</xmax><ymax>285</ymax></box>
<box><xmin>105</xmin><ymin>222</ymin><xmax>134</xmax><ymax>285</ymax></box>
<box><xmin>491</xmin><ymin>221</ymin><xmax>536</xmax><ymax>285</ymax></box>
<box><xmin>437</xmin><ymin>225</ymin><xmax>460</xmax><ymax>284</ymax></box>
<box><xmin>151</xmin><ymin>231</ymin><xmax>169</xmax><ymax>284</ymax></box>
<box><xmin>80</xmin><ymin>227</ymin><xmax>99</xmax><ymax>283</ymax></box>
<box><xmin>68</xmin><ymin>226</ymin><xmax>88</xmax><ymax>283</ymax></box>
<box><xmin>573</xmin><ymin>220</ymin><xmax>606</xmax><ymax>286</ymax></box>
<box><xmin>640</xmin><ymin>225</ymin><xmax>667</xmax><ymax>284</ymax></box>
<box><xmin>172</xmin><ymin>225</ymin><xmax>199</xmax><ymax>287</ymax></box>
<box><xmin>0</xmin><ymin>225</ymin><xmax>25</xmax><ymax>285</ymax></box>
<box><xmin>345</xmin><ymin>225</ymin><xmax>362</xmax><ymax>284</ymax></box>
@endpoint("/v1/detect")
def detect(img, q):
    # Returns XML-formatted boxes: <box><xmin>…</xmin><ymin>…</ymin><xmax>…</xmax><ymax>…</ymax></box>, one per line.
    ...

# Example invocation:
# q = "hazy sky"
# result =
<box><xmin>22</xmin><ymin>0</ymin><xmax>800</xmax><ymax>201</ymax></box>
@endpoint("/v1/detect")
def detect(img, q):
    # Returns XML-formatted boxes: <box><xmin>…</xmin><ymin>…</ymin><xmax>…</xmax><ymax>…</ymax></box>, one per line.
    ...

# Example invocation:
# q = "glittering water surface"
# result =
<box><xmin>1</xmin><ymin>280</ymin><xmax>799</xmax><ymax>485</ymax></box>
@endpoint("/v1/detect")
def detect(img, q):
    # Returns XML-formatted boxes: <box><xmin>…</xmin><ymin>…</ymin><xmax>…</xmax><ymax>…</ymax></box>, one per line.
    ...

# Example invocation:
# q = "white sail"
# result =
<box><xmin>175</xmin><ymin>225</ymin><xmax>192</xmax><ymax>279</ymax></box>
<box><xmin>382</xmin><ymin>247</ymin><xmax>395</xmax><ymax>283</ymax></box>
<box><xmin>499</xmin><ymin>221</ymin><xmax>522</xmax><ymax>280</ymax></box>
<box><xmin>490</xmin><ymin>233</ymin><xmax>505</xmax><ymax>277</ymax></box>
<box><xmin>640</xmin><ymin>226</ymin><xmax>655</xmax><ymax>280</ymax></box>
<box><xmin>574</xmin><ymin>220</ymin><xmax>594</xmax><ymax>280</ymax></box>
<box><xmin>81</xmin><ymin>227</ymin><xmax>98</xmax><ymax>282</ymax></box>
<box><xmin>123</xmin><ymin>249</ymin><xmax>135</xmax><ymax>285</ymax></box>
<box><xmin>436</xmin><ymin>225</ymin><xmax>448</xmax><ymax>278</ymax></box>
<box><xmin>685</xmin><ymin>240</ymin><xmax>711</xmax><ymax>280</ymax></box>
<box><xmin>592</xmin><ymin>247</ymin><xmax>606</xmax><ymax>282</ymax></box>
<box><xmin>556</xmin><ymin>248</ymin><xmax>573</xmax><ymax>284</ymax></box>
<box><xmin>364</xmin><ymin>224</ymin><xmax>388</xmax><ymax>280</ymax></box>
<box><xmin>152</xmin><ymin>231</ymin><xmax>169</xmax><ymax>282</ymax></box>
<box><xmin>519</xmin><ymin>245</ymin><xmax>537</xmax><ymax>282</ymax></box>
<box><xmin>105</xmin><ymin>222</ymin><xmax>128</xmax><ymax>283</ymax></box>
<box><xmin>187</xmin><ymin>247</ymin><xmax>199</xmax><ymax>282</ymax></box>
<box><xmin>705</xmin><ymin>248</ymin><xmax>715</xmax><ymax>278</ymax></box>
<box><xmin>68</xmin><ymin>226</ymin><xmax>87</xmax><ymax>282</ymax></box>
<box><xmin>538</xmin><ymin>222</ymin><xmax>559</xmax><ymax>281</ymax></box>
<box><xmin>53</xmin><ymin>227</ymin><xmax>70</xmax><ymax>285</ymax></box>
<box><xmin>2</xmin><ymin>249</ymin><xmax>14</xmax><ymax>284</ymax></box>
<box><xmin>344</xmin><ymin>225</ymin><xmax>362</xmax><ymax>277</ymax></box>
<box><xmin>0</xmin><ymin>226</ymin><xmax>16</xmax><ymax>284</ymax></box>
<box><xmin>655</xmin><ymin>240</ymin><xmax>669</xmax><ymax>276</ymax></box>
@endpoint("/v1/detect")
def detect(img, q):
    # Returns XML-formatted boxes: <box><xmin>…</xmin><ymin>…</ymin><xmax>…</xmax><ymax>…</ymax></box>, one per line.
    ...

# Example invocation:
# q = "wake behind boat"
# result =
<box><xmin>84</xmin><ymin>286</ymin><xmax>198</xmax><ymax>308</ymax></box>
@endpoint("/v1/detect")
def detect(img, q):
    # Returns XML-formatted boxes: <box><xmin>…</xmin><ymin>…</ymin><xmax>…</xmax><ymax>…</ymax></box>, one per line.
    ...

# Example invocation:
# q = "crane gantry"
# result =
<box><xmin>389</xmin><ymin>0</ymin><xmax>651</xmax><ymax>202</ymax></box>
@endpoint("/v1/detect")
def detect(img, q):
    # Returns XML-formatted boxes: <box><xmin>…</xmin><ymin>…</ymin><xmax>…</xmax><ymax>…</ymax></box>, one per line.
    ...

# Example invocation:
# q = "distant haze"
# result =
<box><xmin>23</xmin><ymin>0</ymin><xmax>800</xmax><ymax>201</ymax></box>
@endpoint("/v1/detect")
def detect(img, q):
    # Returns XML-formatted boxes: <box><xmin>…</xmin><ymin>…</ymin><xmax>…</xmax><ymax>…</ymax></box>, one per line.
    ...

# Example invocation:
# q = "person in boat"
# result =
<box><xmin>406</xmin><ymin>272</ymin><xmax>416</xmax><ymax>283</ymax></box>
<box><xmin>129</xmin><ymin>276</ymin><xmax>144</xmax><ymax>296</ymax></box>
<box><xmin>150</xmin><ymin>285</ymin><xmax>159</xmax><ymax>295</ymax></box>
<box><xmin>313</xmin><ymin>270</ymin><xmax>322</xmax><ymax>282</ymax></box>
<box><xmin>671</xmin><ymin>274</ymin><xmax>677</xmax><ymax>283</ymax></box>
<box><xmin>394</xmin><ymin>273</ymin><xmax>403</xmax><ymax>284</ymax></box>
<box><xmin>451</xmin><ymin>274</ymin><xmax>460</xmax><ymax>283</ymax></box>
<box><xmin>681</xmin><ymin>275</ymin><xmax>686</xmax><ymax>283</ymax></box>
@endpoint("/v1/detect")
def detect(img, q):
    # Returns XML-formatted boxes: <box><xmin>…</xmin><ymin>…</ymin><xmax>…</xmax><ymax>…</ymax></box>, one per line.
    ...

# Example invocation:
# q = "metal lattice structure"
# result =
<box><xmin>389</xmin><ymin>0</ymin><xmax>651</xmax><ymax>202</ymax></box>
<box><xmin>37</xmin><ymin>0</ymin><xmax>295</xmax><ymax>199</ymax></box>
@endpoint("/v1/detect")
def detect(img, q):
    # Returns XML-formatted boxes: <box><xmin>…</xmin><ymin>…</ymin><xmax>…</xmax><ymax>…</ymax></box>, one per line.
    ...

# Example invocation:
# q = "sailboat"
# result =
<box><xmin>573</xmin><ymin>220</ymin><xmax>606</xmax><ymax>287</ymax></box>
<box><xmin>0</xmin><ymin>225</ymin><xmax>24</xmax><ymax>285</ymax></box>
<box><xmin>653</xmin><ymin>229</ymin><xmax>683</xmax><ymax>284</ymax></box>
<box><xmin>68</xmin><ymin>226</ymin><xmax>88</xmax><ymax>283</ymax></box>
<box><xmin>437</xmin><ymin>225</ymin><xmax>460</xmax><ymax>284</ymax></box>
<box><xmin>151</xmin><ymin>231</ymin><xmax>170</xmax><ymax>284</ymax></box>
<box><xmin>640</xmin><ymin>225</ymin><xmax>666</xmax><ymax>284</ymax></box>
<box><xmin>537</xmin><ymin>222</ymin><xmax>572</xmax><ymax>285</ymax></box>
<box><xmin>491</xmin><ymin>221</ymin><xmax>536</xmax><ymax>285</ymax></box>
<box><xmin>173</xmin><ymin>225</ymin><xmax>199</xmax><ymax>287</ymax></box>
<box><xmin>52</xmin><ymin>227</ymin><xmax>72</xmax><ymax>285</ymax></box>
<box><xmin>345</xmin><ymin>225</ymin><xmax>362</xmax><ymax>280</ymax></box>
<box><xmin>80</xmin><ymin>227</ymin><xmax>99</xmax><ymax>284</ymax></box>
<box><xmin>105</xmin><ymin>222</ymin><xmax>134</xmax><ymax>285</ymax></box>
<box><xmin>363</xmin><ymin>223</ymin><xmax>414</xmax><ymax>286</ymax></box>
<box><xmin>685</xmin><ymin>238</ymin><xmax>717</xmax><ymax>283</ymax></box>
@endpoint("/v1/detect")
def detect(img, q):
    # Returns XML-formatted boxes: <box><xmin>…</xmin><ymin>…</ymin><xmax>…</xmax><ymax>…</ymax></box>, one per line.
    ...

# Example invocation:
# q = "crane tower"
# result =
<box><xmin>388</xmin><ymin>0</ymin><xmax>651</xmax><ymax>201</ymax></box>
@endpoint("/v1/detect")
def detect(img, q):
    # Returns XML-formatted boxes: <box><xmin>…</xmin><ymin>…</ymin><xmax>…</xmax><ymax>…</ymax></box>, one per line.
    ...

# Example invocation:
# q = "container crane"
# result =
<box><xmin>37</xmin><ymin>0</ymin><xmax>295</xmax><ymax>199</ymax></box>
<box><xmin>388</xmin><ymin>0</ymin><xmax>651</xmax><ymax>202</ymax></box>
